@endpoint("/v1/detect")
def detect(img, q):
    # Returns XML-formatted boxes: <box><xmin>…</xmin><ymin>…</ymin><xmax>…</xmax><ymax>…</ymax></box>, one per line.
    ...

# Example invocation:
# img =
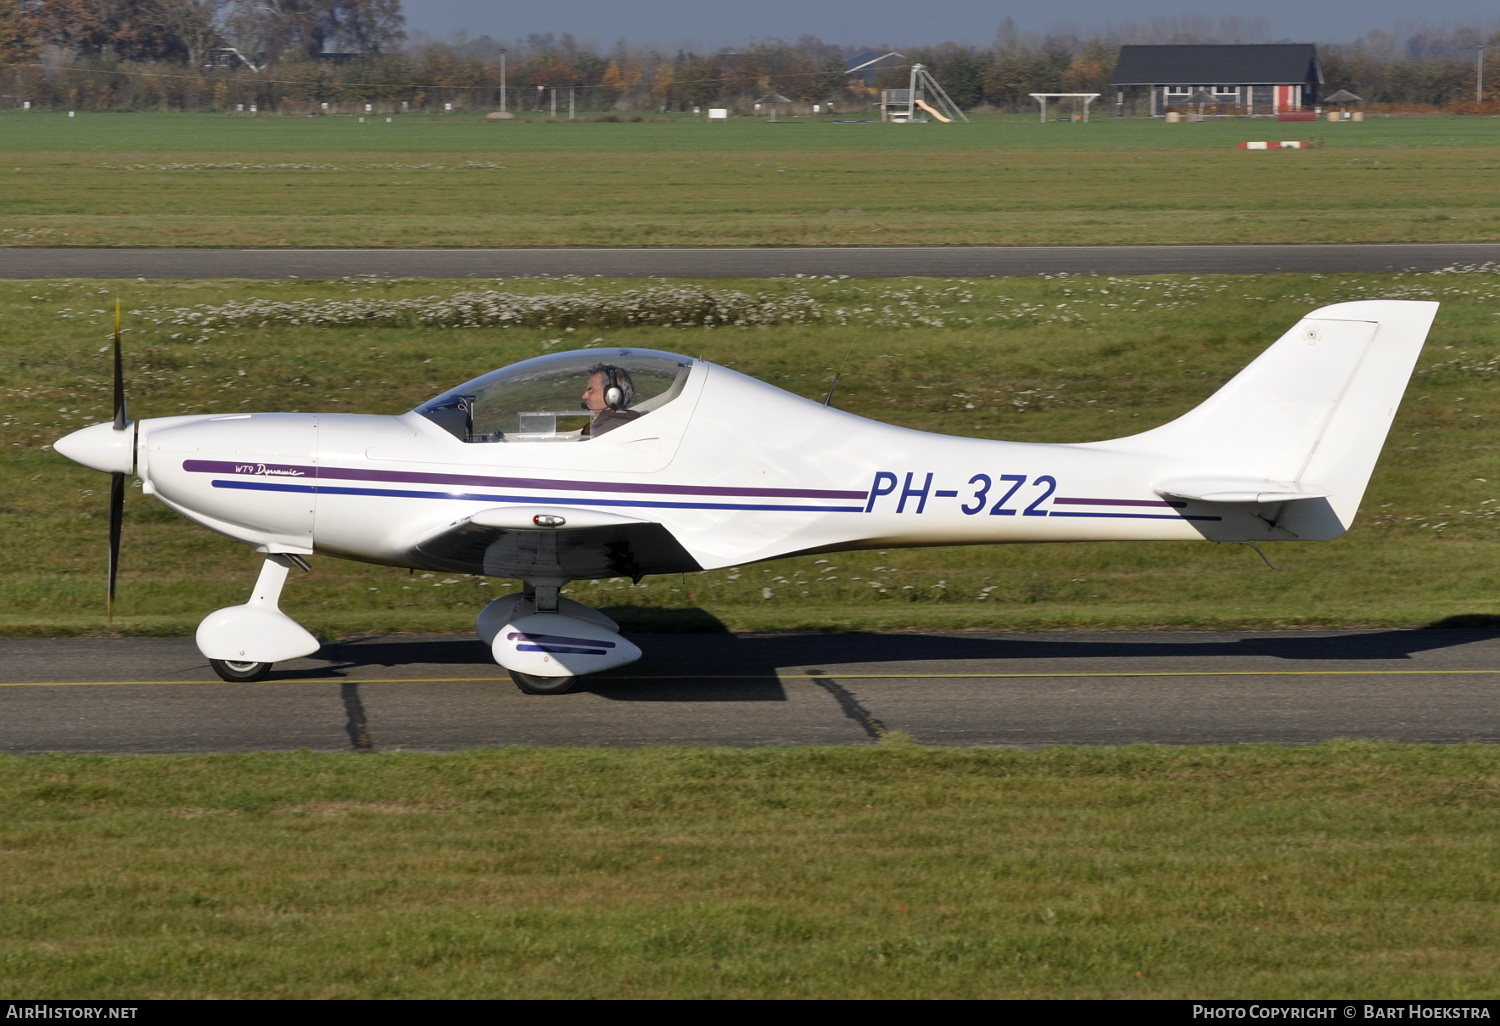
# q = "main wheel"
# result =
<box><xmin>209</xmin><ymin>658</ymin><xmax>272</xmax><ymax>682</ymax></box>
<box><xmin>508</xmin><ymin>670</ymin><xmax>578</xmax><ymax>695</ymax></box>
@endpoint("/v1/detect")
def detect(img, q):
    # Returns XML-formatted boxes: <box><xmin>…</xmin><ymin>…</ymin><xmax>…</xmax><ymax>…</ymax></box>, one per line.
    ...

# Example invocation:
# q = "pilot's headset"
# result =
<box><xmin>598</xmin><ymin>365</ymin><xmax>634</xmax><ymax>410</ymax></box>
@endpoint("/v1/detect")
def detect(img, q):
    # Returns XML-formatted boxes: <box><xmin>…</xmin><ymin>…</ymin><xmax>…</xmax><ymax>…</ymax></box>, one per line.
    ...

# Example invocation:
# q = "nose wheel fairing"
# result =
<box><xmin>195</xmin><ymin>554</ymin><xmax>320</xmax><ymax>667</ymax></box>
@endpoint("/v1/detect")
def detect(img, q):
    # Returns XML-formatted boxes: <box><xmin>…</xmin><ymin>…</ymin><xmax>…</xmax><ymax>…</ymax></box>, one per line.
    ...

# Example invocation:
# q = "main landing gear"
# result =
<box><xmin>506</xmin><ymin>670</ymin><xmax>579</xmax><ymax>695</ymax></box>
<box><xmin>209</xmin><ymin>658</ymin><xmax>273</xmax><ymax>683</ymax></box>
<box><xmin>478</xmin><ymin>579</ymin><xmax>642</xmax><ymax>695</ymax></box>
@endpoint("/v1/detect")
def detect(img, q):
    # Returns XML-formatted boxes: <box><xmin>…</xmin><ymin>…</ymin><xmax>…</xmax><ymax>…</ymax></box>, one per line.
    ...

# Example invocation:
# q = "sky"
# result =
<box><xmin>399</xmin><ymin>0</ymin><xmax>1500</xmax><ymax>50</ymax></box>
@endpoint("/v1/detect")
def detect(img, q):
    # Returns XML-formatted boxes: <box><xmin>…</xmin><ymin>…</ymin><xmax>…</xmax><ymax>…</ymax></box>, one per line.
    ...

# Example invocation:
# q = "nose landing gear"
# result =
<box><xmin>196</xmin><ymin>554</ymin><xmax>320</xmax><ymax>682</ymax></box>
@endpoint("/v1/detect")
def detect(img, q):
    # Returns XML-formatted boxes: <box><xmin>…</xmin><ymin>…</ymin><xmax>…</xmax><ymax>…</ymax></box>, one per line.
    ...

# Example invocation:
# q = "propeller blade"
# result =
<box><xmin>112</xmin><ymin>299</ymin><xmax>127</xmax><ymax>431</ymax></box>
<box><xmin>108</xmin><ymin>470</ymin><xmax>124</xmax><ymax>621</ymax></box>
<box><xmin>108</xmin><ymin>299</ymin><xmax>127</xmax><ymax>620</ymax></box>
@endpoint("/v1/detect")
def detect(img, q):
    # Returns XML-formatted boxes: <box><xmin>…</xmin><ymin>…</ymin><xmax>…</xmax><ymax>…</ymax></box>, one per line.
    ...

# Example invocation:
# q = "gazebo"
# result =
<box><xmin>1324</xmin><ymin>88</ymin><xmax>1362</xmax><ymax>121</ymax></box>
<box><xmin>1188</xmin><ymin>87</ymin><xmax>1215</xmax><ymax>117</ymax></box>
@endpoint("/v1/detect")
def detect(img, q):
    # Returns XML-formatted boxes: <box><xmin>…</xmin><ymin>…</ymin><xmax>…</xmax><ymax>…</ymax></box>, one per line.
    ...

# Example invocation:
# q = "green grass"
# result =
<box><xmin>4</xmin><ymin>109</ymin><xmax>1500</xmax><ymax>153</ymax></box>
<box><xmin>3</xmin><ymin>270</ymin><xmax>1498</xmax><ymax>637</ymax></box>
<box><xmin>3</xmin><ymin>112</ymin><xmax>1500</xmax><ymax>246</ymax></box>
<box><xmin>2</xmin><ymin>744</ymin><xmax>1497</xmax><ymax>998</ymax></box>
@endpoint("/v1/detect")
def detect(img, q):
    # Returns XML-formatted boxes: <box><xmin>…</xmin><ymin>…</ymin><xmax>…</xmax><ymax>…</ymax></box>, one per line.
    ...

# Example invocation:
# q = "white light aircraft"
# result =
<box><xmin>55</xmin><ymin>300</ymin><xmax>1437</xmax><ymax>693</ymax></box>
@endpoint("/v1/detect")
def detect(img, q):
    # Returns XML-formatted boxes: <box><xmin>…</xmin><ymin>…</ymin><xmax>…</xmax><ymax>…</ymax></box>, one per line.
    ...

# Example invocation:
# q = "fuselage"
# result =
<box><xmin>125</xmin><ymin>356</ymin><xmax>1267</xmax><ymax>578</ymax></box>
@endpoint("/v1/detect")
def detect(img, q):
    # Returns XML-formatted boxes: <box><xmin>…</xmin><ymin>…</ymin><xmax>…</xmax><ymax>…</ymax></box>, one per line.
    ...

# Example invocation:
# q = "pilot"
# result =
<box><xmin>580</xmin><ymin>364</ymin><xmax>642</xmax><ymax>437</ymax></box>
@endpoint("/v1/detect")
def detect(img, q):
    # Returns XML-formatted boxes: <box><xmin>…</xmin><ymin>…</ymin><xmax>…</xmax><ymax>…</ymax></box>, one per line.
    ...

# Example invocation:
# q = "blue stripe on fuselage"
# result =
<box><xmin>210</xmin><ymin>478</ymin><xmax>866</xmax><ymax>514</ymax></box>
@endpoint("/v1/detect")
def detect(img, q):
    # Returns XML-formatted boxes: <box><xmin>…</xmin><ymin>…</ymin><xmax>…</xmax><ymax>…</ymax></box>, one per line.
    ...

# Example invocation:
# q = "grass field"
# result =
<box><xmin>3</xmin><ymin>744</ymin><xmax>1497</xmax><ymax>998</ymax></box>
<box><xmin>3</xmin><ymin>112</ymin><xmax>1500</xmax><ymax>247</ymax></box>
<box><xmin>3</xmin><ymin>270</ymin><xmax>1498</xmax><ymax>638</ymax></box>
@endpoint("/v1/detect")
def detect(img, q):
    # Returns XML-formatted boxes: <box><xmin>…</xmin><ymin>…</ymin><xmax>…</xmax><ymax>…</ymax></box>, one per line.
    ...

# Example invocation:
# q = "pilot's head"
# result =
<box><xmin>581</xmin><ymin>364</ymin><xmax>635</xmax><ymax>414</ymax></box>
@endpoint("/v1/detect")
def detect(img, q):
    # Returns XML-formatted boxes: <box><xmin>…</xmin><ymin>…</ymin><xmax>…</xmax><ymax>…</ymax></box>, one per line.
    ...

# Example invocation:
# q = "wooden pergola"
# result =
<box><xmin>1028</xmin><ymin>93</ymin><xmax>1101</xmax><ymax>122</ymax></box>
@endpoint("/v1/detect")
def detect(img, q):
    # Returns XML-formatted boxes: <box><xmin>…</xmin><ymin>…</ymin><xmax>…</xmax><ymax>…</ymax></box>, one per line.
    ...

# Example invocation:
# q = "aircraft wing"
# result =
<box><xmin>406</xmin><ymin>505</ymin><xmax>701</xmax><ymax>580</ymax></box>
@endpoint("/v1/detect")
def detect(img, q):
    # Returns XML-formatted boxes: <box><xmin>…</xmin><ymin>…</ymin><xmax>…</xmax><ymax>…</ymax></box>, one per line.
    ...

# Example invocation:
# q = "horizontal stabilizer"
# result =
<box><xmin>1155</xmin><ymin>478</ymin><xmax>1329</xmax><ymax>504</ymax></box>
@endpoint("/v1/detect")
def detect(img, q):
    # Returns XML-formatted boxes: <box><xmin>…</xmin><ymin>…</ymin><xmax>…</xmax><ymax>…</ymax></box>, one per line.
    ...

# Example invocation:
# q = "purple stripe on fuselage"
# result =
<box><xmin>1054</xmin><ymin>496</ymin><xmax>1186</xmax><ymax>509</ymax></box>
<box><xmin>1047</xmin><ymin>511</ymin><xmax>1223</xmax><ymax>522</ymax></box>
<box><xmin>183</xmin><ymin>459</ymin><xmax>865</xmax><ymax>501</ymax></box>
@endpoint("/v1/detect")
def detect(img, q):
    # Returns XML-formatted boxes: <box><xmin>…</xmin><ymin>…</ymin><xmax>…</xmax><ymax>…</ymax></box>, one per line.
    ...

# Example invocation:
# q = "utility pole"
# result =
<box><xmin>569</xmin><ymin>86</ymin><xmax>575</xmax><ymax>120</ymax></box>
<box><xmin>1480</xmin><ymin>45</ymin><xmax>1486</xmax><ymax>104</ymax></box>
<box><xmin>500</xmin><ymin>49</ymin><xmax>507</xmax><ymax>112</ymax></box>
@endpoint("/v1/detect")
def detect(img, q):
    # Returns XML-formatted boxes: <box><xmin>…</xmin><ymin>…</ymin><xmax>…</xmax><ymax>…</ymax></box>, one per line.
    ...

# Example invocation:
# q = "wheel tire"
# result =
<box><xmin>508</xmin><ymin>669</ymin><xmax>578</xmax><ymax>695</ymax></box>
<box><xmin>209</xmin><ymin>658</ymin><xmax>272</xmax><ymax>682</ymax></box>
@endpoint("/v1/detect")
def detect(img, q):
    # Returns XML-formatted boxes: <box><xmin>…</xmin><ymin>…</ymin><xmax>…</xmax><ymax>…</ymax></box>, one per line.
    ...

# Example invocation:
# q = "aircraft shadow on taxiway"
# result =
<box><xmin>295</xmin><ymin>609</ymin><xmax>1500</xmax><ymax>703</ymax></box>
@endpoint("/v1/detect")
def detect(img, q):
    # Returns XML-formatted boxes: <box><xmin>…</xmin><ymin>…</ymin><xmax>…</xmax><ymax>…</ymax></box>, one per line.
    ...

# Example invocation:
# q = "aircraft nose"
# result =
<box><xmin>54</xmin><ymin>421</ymin><xmax>134</xmax><ymax>475</ymax></box>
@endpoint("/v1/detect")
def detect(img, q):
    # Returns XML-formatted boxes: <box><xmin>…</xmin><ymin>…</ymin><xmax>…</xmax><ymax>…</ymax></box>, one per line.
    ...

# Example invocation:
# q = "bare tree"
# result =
<box><xmin>145</xmin><ymin>0</ymin><xmax>227</xmax><ymax>67</ymax></box>
<box><xmin>226</xmin><ymin>0</ymin><xmax>402</xmax><ymax>62</ymax></box>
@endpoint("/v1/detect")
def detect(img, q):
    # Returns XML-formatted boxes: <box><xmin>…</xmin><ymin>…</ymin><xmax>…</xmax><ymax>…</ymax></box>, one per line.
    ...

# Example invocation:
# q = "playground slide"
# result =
<box><xmin>914</xmin><ymin>98</ymin><xmax>952</xmax><ymax>123</ymax></box>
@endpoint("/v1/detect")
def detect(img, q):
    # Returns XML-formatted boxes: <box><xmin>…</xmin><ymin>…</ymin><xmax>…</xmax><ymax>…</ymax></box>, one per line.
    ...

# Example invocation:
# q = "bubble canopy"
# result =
<box><xmin>414</xmin><ymin>348</ymin><xmax>695</xmax><ymax>443</ymax></box>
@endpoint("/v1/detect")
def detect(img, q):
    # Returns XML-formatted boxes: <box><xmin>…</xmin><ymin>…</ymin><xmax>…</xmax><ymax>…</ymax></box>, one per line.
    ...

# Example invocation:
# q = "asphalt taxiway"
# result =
<box><xmin>4</xmin><ymin>244</ymin><xmax>1500</xmax><ymax>279</ymax></box>
<box><xmin>2</xmin><ymin>629</ymin><xmax>1496</xmax><ymax>753</ymax></box>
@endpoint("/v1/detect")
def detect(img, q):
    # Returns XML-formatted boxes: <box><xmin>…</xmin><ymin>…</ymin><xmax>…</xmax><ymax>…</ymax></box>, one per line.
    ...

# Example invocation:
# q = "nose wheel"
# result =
<box><xmin>508</xmin><ymin>670</ymin><xmax>578</xmax><ymax>695</ymax></box>
<box><xmin>209</xmin><ymin>658</ymin><xmax>272</xmax><ymax>682</ymax></box>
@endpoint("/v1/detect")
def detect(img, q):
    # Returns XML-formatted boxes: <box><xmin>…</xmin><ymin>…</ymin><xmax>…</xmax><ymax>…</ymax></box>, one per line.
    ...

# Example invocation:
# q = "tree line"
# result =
<box><xmin>1</xmin><ymin>2</ymin><xmax>1497</xmax><ymax>113</ymax></box>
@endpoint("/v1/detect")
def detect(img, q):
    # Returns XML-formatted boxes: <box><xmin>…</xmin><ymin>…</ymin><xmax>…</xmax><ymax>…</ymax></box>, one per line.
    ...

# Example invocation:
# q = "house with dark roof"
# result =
<box><xmin>1112</xmin><ymin>44</ymin><xmax>1323</xmax><ymax>116</ymax></box>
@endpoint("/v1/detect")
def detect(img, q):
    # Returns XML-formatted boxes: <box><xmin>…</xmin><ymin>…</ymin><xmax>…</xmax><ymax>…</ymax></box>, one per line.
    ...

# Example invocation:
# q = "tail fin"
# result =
<box><xmin>1105</xmin><ymin>300</ymin><xmax>1437</xmax><ymax>537</ymax></box>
